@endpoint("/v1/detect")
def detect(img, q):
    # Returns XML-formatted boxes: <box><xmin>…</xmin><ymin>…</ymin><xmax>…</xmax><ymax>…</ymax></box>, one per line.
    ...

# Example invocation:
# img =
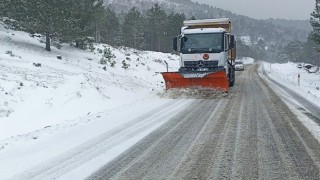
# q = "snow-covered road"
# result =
<box><xmin>87</xmin><ymin>64</ymin><xmax>320</xmax><ymax>179</ymax></box>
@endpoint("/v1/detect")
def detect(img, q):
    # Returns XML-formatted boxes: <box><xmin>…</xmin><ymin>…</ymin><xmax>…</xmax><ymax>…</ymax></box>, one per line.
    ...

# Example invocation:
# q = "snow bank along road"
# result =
<box><xmin>88</xmin><ymin>64</ymin><xmax>320</xmax><ymax>179</ymax></box>
<box><xmin>263</xmin><ymin>67</ymin><xmax>320</xmax><ymax>128</ymax></box>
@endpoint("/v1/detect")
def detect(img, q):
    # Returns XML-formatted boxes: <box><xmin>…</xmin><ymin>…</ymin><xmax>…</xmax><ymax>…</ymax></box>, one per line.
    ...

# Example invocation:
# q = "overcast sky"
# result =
<box><xmin>192</xmin><ymin>0</ymin><xmax>315</xmax><ymax>20</ymax></box>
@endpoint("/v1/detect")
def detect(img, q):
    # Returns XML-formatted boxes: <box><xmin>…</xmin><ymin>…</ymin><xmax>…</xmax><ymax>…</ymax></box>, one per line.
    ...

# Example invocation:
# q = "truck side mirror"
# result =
<box><xmin>173</xmin><ymin>37</ymin><xmax>178</xmax><ymax>51</ymax></box>
<box><xmin>230</xmin><ymin>35</ymin><xmax>235</xmax><ymax>49</ymax></box>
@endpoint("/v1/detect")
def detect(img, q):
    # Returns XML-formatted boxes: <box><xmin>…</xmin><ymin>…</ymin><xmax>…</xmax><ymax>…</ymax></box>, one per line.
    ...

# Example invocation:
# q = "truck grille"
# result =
<box><xmin>184</xmin><ymin>61</ymin><xmax>219</xmax><ymax>68</ymax></box>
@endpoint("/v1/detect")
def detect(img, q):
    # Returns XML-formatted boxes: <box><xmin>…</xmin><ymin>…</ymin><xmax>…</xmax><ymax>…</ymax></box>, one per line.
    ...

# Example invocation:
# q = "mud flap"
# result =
<box><xmin>162</xmin><ymin>71</ymin><xmax>230</xmax><ymax>92</ymax></box>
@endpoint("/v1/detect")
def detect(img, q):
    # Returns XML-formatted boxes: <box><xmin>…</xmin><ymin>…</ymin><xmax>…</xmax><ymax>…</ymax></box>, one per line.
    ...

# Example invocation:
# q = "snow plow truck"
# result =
<box><xmin>162</xmin><ymin>18</ymin><xmax>236</xmax><ymax>93</ymax></box>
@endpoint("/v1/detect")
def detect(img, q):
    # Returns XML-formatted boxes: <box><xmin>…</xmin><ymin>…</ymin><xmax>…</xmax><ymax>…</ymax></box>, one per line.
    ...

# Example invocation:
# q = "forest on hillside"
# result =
<box><xmin>0</xmin><ymin>0</ymin><xmax>319</xmax><ymax>65</ymax></box>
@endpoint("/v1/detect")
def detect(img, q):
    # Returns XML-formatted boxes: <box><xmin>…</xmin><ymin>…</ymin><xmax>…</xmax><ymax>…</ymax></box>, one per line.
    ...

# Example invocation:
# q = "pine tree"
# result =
<box><xmin>163</xmin><ymin>13</ymin><xmax>185</xmax><ymax>52</ymax></box>
<box><xmin>4</xmin><ymin>0</ymin><xmax>81</xmax><ymax>51</ymax></box>
<box><xmin>303</xmin><ymin>38</ymin><xmax>320</xmax><ymax>65</ymax></box>
<box><xmin>67</xmin><ymin>0</ymin><xmax>105</xmax><ymax>47</ymax></box>
<box><xmin>100</xmin><ymin>7</ymin><xmax>120</xmax><ymax>46</ymax></box>
<box><xmin>284</xmin><ymin>41</ymin><xmax>304</xmax><ymax>62</ymax></box>
<box><xmin>310</xmin><ymin>0</ymin><xmax>320</xmax><ymax>47</ymax></box>
<box><xmin>122</xmin><ymin>8</ymin><xmax>144</xmax><ymax>49</ymax></box>
<box><xmin>0</xmin><ymin>0</ymin><xmax>6</xmax><ymax>18</ymax></box>
<box><xmin>145</xmin><ymin>4</ymin><xmax>167</xmax><ymax>51</ymax></box>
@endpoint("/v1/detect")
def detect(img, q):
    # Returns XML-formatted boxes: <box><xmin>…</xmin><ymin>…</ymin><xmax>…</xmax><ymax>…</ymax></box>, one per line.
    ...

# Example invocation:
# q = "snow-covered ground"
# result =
<box><xmin>0</xmin><ymin>22</ymin><xmax>194</xmax><ymax>179</ymax></box>
<box><xmin>261</xmin><ymin>61</ymin><xmax>320</xmax><ymax>105</ymax></box>
<box><xmin>241</xmin><ymin>57</ymin><xmax>255</xmax><ymax>64</ymax></box>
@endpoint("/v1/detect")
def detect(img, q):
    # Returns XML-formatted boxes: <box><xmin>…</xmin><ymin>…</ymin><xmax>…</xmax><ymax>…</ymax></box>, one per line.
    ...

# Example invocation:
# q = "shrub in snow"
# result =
<box><xmin>85</xmin><ymin>37</ymin><xmax>95</xmax><ymax>50</ymax></box>
<box><xmin>5</xmin><ymin>50</ymin><xmax>21</xmax><ymax>59</ymax></box>
<box><xmin>100</xmin><ymin>48</ymin><xmax>116</xmax><ymax>67</ymax></box>
<box><xmin>5</xmin><ymin>50</ymin><xmax>14</xmax><ymax>57</ymax></box>
<box><xmin>100</xmin><ymin>57</ymin><xmax>107</xmax><ymax>65</ymax></box>
<box><xmin>103</xmin><ymin>48</ymin><xmax>115</xmax><ymax>59</ymax></box>
<box><xmin>154</xmin><ymin>59</ymin><xmax>163</xmax><ymax>64</ymax></box>
<box><xmin>74</xmin><ymin>36</ymin><xmax>95</xmax><ymax>50</ymax></box>
<box><xmin>57</xmin><ymin>55</ymin><xmax>62</xmax><ymax>60</ymax></box>
<box><xmin>33</xmin><ymin>63</ymin><xmax>41</xmax><ymax>67</ymax></box>
<box><xmin>167</xmin><ymin>56</ymin><xmax>175</xmax><ymax>60</ymax></box>
<box><xmin>110</xmin><ymin>61</ymin><xmax>116</xmax><ymax>67</ymax></box>
<box><xmin>52</xmin><ymin>41</ymin><xmax>61</xmax><ymax>49</ymax></box>
<box><xmin>122</xmin><ymin>60</ymin><xmax>130</xmax><ymax>69</ymax></box>
<box><xmin>97</xmin><ymin>48</ymin><xmax>103</xmax><ymax>54</ymax></box>
<box><xmin>89</xmin><ymin>45</ymin><xmax>95</xmax><ymax>52</ymax></box>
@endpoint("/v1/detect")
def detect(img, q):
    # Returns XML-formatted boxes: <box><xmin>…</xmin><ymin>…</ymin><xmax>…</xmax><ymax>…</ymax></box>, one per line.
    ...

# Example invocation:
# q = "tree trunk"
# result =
<box><xmin>158</xmin><ymin>33</ymin><xmax>161</xmax><ymax>52</ymax></box>
<box><xmin>45</xmin><ymin>33</ymin><xmax>51</xmax><ymax>51</ymax></box>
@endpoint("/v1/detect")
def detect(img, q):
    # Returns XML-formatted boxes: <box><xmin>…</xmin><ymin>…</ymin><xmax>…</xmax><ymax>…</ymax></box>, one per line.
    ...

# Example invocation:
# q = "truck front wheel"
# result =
<box><xmin>228</xmin><ymin>67</ymin><xmax>235</xmax><ymax>87</ymax></box>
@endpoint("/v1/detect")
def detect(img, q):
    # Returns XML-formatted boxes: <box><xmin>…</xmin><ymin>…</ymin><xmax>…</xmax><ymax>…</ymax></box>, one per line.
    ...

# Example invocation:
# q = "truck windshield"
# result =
<box><xmin>181</xmin><ymin>33</ymin><xmax>224</xmax><ymax>54</ymax></box>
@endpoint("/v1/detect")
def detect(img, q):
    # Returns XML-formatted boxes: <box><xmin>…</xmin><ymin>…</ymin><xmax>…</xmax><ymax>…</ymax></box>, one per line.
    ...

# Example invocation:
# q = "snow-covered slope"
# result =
<box><xmin>0</xmin><ymin>22</ymin><xmax>188</xmax><ymax>179</ymax></box>
<box><xmin>0</xmin><ymin>22</ymin><xmax>180</xmax><ymax>138</ymax></box>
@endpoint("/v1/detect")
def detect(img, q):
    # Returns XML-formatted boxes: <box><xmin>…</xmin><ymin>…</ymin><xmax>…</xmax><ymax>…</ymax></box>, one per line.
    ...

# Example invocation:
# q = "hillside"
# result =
<box><xmin>104</xmin><ymin>0</ymin><xmax>311</xmax><ymax>44</ymax></box>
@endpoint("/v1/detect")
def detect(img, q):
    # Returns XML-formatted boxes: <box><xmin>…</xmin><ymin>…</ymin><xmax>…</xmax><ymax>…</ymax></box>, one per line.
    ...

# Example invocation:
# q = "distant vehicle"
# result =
<box><xmin>235</xmin><ymin>60</ymin><xmax>244</xmax><ymax>71</ymax></box>
<box><xmin>303</xmin><ymin>64</ymin><xmax>313</xmax><ymax>70</ymax></box>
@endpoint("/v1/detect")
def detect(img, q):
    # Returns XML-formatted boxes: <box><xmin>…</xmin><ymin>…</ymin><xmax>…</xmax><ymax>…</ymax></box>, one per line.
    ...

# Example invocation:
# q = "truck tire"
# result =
<box><xmin>229</xmin><ymin>68</ymin><xmax>235</xmax><ymax>87</ymax></box>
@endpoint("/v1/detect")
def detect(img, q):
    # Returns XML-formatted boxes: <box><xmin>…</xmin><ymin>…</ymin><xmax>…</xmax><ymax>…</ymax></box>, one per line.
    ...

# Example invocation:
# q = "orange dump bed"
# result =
<box><xmin>162</xmin><ymin>71</ymin><xmax>229</xmax><ymax>93</ymax></box>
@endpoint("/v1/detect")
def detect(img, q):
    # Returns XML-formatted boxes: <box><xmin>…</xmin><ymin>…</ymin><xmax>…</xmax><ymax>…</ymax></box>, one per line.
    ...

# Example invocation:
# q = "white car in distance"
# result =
<box><xmin>235</xmin><ymin>60</ymin><xmax>244</xmax><ymax>71</ymax></box>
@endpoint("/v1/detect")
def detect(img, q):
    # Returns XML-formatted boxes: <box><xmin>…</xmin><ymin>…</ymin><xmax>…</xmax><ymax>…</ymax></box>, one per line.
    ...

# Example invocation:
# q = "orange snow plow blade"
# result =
<box><xmin>162</xmin><ymin>71</ymin><xmax>229</xmax><ymax>92</ymax></box>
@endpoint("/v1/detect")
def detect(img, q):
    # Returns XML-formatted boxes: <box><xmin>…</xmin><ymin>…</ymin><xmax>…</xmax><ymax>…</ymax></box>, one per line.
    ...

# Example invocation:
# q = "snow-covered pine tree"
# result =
<box><xmin>4</xmin><ymin>0</ymin><xmax>83</xmax><ymax>51</ymax></box>
<box><xmin>310</xmin><ymin>0</ymin><xmax>320</xmax><ymax>48</ymax></box>
<box><xmin>70</xmin><ymin>0</ymin><xmax>106</xmax><ymax>48</ymax></box>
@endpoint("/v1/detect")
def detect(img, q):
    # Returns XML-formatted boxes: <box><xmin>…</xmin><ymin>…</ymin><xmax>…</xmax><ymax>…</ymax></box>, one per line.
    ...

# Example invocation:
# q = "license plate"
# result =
<box><xmin>183</xmin><ymin>73</ymin><xmax>209</xmax><ymax>78</ymax></box>
<box><xmin>197</xmin><ymin>68</ymin><xmax>208</xmax><ymax>71</ymax></box>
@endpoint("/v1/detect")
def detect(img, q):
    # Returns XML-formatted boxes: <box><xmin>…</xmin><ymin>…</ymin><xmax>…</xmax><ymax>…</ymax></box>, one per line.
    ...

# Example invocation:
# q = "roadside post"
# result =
<box><xmin>164</xmin><ymin>60</ymin><xmax>168</xmax><ymax>72</ymax></box>
<box><xmin>298</xmin><ymin>73</ymin><xmax>300</xmax><ymax>86</ymax></box>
